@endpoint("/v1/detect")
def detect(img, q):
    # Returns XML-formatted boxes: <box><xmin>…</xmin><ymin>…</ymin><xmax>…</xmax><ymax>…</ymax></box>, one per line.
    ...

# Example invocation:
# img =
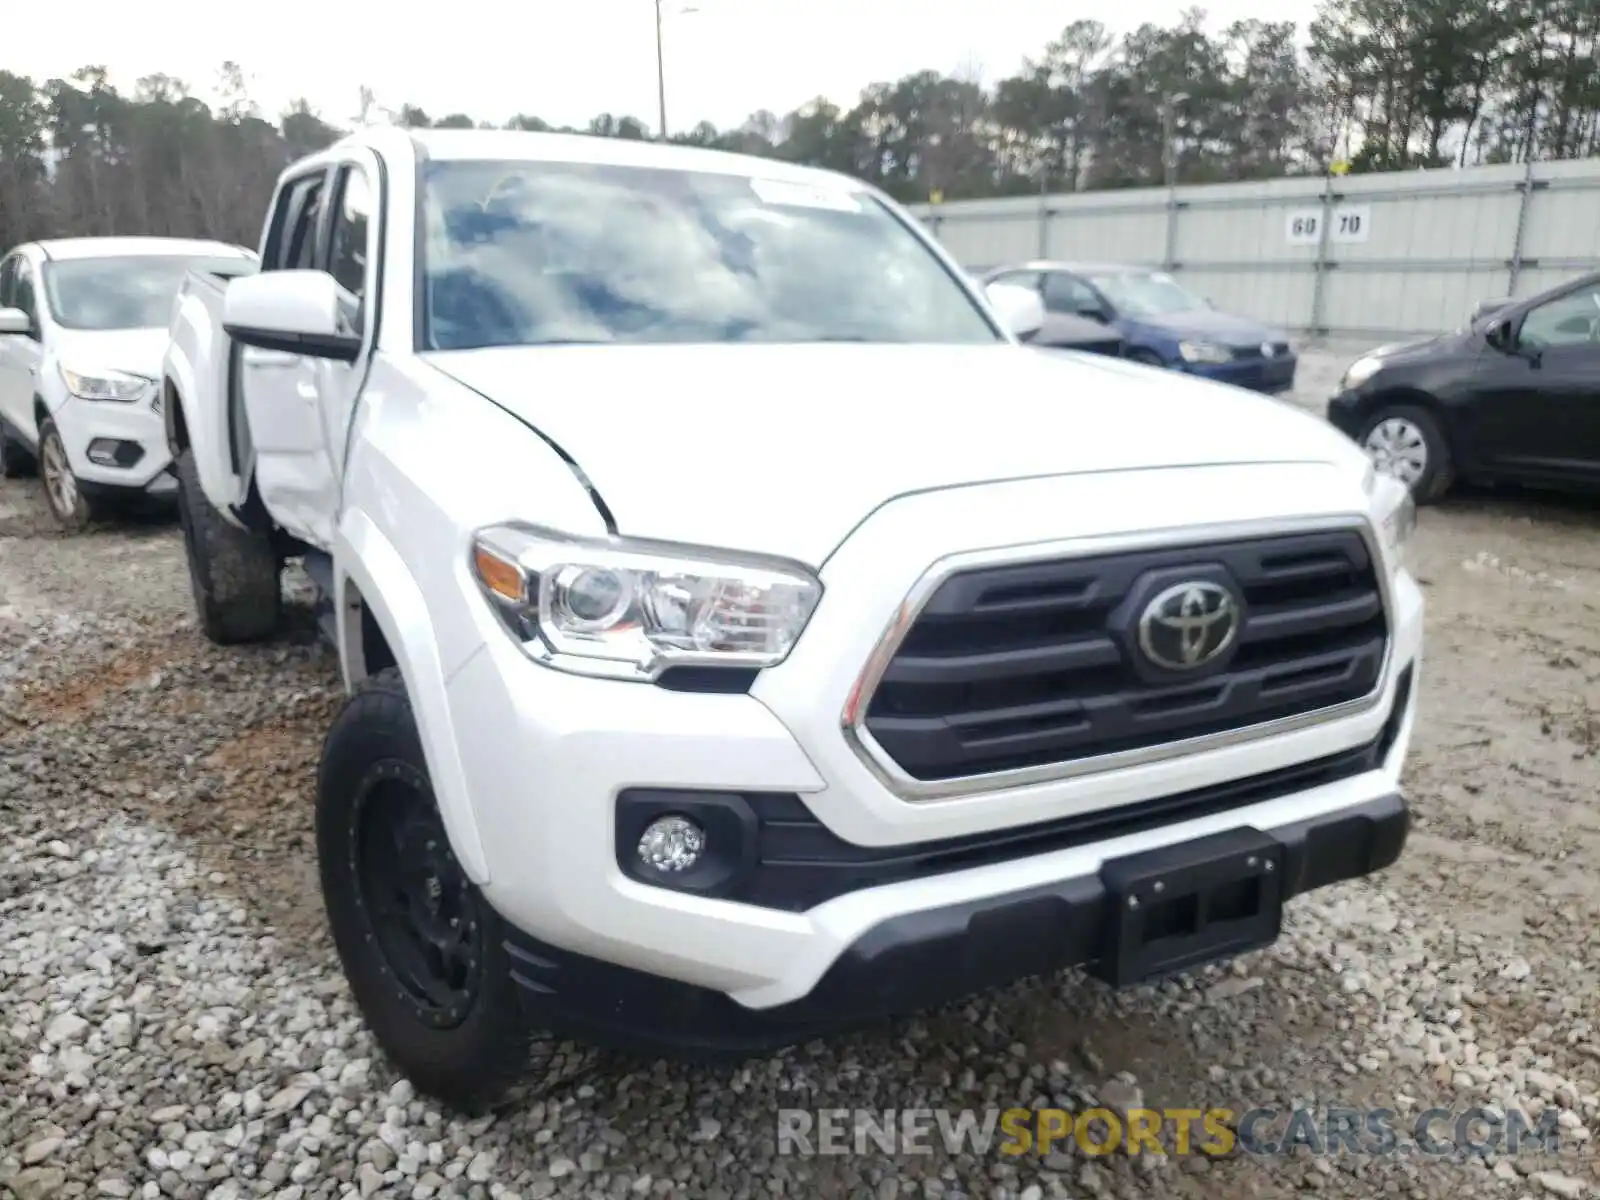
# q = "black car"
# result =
<box><xmin>1023</xmin><ymin>311</ymin><xmax>1125</xmax><ymax>358</ymax></box>
<box><xmin>1327</xmin><ymin>271</ymin><xmax>1600</xmax><ymax>502</ymax></box>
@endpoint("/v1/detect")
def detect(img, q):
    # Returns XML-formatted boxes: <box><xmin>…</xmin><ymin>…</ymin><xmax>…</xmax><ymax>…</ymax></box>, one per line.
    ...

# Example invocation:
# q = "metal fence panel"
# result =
<box><xmin>913</xmin><ymin>158</ymin><xmax>1600</xmax><ymax>338</ymax></box>
<box><xmin>1045</xmin><ymin>206</ymin><xmax>1165</xmax><ymax>265</ymax></box>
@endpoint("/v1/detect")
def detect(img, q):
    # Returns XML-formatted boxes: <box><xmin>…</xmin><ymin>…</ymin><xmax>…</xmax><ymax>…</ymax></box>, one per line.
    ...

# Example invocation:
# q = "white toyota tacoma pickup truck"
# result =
<box><xmin>163</xmin><ymin>127</ymin><xmax>1422</xmax><ymax>1110</ymax></box>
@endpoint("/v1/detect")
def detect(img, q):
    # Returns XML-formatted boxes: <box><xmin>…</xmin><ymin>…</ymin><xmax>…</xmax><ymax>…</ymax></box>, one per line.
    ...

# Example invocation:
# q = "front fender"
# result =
<box><xmin>1119</xmin><ymin>324</ymin><xmax>1167</xmax><ymax>362</ymax></box>
<box><xmin>33</xmin><ymin>353</ymin><xmax>69</xmax><ymax>424</ymax></box>
<box><xmin>335</xmin><ymin>507</ymin><xmax>491</xmax><ymax>884</ymax></box>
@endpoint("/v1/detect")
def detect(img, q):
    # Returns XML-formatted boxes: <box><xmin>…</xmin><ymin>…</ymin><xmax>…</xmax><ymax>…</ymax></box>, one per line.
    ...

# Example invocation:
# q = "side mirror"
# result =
<box><xmin>222</xmin><ymin>270</ymin><xmax>361</xmax><ymax>363</ymax></box>
<box><xmin>0</xmin><ymin>307</ymin><xmax>31</xmax><ymax>335</ymax></box>
<box><xmin>1472</xmin><ymin>297</ymin><xmax>1513</xmax><ymax>324</ymax></box>
<box><xmin>984</xmin><ymin>282</ymin><xmax>1046</xmax><ymax>341</ymax></box>
<box><xmin>1487</xmin><ymin>317</ymin><xmax>1544</xmax><ymax>367</ymax></box>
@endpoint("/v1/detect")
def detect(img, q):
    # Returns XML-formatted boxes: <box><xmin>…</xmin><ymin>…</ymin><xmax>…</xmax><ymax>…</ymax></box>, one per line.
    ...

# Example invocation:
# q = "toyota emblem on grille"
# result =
<box><xmin>1261</xmin><ymin>342</ymin><xmax>1277</xmax><ymax>358</ymax></box>
<box><xmin>1137</xmin><ymin>581</ymin><xmax>1239</xmax><ymax>671</ymax></box>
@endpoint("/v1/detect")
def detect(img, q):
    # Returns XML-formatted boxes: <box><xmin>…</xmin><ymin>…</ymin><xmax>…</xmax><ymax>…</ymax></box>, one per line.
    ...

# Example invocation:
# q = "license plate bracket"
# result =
<box><xmin>1093</xmin><ymin>827</ymin><xmax>1283</xmax><ymax>988</ymax></box>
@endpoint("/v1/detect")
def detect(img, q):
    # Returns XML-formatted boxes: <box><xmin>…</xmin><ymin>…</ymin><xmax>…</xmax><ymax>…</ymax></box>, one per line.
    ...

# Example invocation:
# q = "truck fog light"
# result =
<box><xmin>636</xmin><ymin>815</ymin><xmax>705</xmax><ymax>873</ymax></box>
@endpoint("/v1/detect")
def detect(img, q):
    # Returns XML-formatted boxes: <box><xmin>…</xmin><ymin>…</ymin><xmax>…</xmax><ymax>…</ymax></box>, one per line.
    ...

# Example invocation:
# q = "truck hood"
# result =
<box><xmin>425</xmin><ymin>343</ymin><xmax>1360</xmax><ymax>565</ymax></box>
<box><xmin>51</xmin><ymin>326</ymin><xmax>169</xmax><ymax>380</ymax></box>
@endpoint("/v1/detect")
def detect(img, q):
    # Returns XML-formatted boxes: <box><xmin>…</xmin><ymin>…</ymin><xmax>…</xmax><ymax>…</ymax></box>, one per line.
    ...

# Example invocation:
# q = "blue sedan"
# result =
<box><xmin>983</xmin><ymin>261</ymin><xmax>1297</xmax><ymax>394</ymax></box>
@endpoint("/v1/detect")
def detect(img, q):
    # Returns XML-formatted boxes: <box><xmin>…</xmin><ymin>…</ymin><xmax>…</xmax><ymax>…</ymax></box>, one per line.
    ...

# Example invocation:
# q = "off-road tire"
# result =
<box><xmin>175</xmin><ymin>448</ymin><xmax>282</xmax><ymax>643</ymax></box>
<box><xmin>37</xmin><ymin>417</ymin><xmax>98</xmax><ymax>531</ymax></box>
<box><xmin>1358</xmin><ymin>403</ymin><xmax>1454</xmax><ymax>504</ymax></box>
<box><xmin>317</xmin><ymin>668</ymin><xmax>568</xmax><ymax>1112</ymax></box>
<box><xmin>0</xmin><ymin>424</ymin><xmax>36</xmax><ymax>478</ymax></box>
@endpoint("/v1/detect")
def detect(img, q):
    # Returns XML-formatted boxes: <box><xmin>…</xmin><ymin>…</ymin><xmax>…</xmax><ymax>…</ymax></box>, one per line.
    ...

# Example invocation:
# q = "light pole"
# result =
<box><xmin>654</xmin><ymin>0</ymin><xmax>699</xmax><ymax>141</ymax></box>
<box><xmin>655</xmin><ymin>0</ymin><xmax>668</xmax><ymax>140</ymax></box>
<box><xmin>1161</xmin><ymin>92</ymin><xmax>1190</xmax><ymax>271</ymax></box>
<box><xmin>1162</xmin><ymin>91</ymin><xmax>1190</xmax><ymax>188</ymax></box>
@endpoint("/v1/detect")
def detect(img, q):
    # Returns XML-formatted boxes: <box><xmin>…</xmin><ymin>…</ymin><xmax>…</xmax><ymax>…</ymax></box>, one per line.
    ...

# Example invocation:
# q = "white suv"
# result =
<box><xmin>164</xmin><ymin>129</ymin><xmax>1423</xmax><ymax>1110</ymax></box>
<box><xmin>0</xmin><ymin>237</ymin><xmax>256</xmax><ymax>529</ymax></box>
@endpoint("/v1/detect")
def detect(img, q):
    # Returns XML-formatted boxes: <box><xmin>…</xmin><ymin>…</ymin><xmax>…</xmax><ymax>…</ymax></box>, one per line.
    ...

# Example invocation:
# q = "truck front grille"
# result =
<box><xmin>860</xmin><ymin>527</ymin><xmax>1389</xmax><ymax>784</ymax></box>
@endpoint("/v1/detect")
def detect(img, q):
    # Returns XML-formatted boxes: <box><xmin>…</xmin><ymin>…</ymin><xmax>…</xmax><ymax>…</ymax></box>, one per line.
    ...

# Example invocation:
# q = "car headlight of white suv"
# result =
<box><xmin>470</xmin><ymin>522</ymin><xmax>823</xmax><ymax>681</ymax></box>
<box><xmin>59</xmin><ymin>364</ymin><xmax>153</xmax><ymax>403</ymax></box>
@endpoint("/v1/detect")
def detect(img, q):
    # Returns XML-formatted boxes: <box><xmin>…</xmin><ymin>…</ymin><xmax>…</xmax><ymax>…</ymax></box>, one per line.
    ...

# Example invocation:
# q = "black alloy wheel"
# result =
<box><xmin>351</xmin><ymin>759</ymin><xmax>488</xmax><ymax>1029</ymax></box>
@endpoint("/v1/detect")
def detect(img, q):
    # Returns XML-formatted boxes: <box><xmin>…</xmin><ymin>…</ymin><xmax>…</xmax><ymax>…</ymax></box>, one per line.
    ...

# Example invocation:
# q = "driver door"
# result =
<box><xmin>305</xmin><ymin>155</ymin><xmax>381</xmax><ymax>545</ymax></box>
<box><xmin>0</xmin><ymin>253</ymin><xmax>27</xmax><ymax>437</ymax></box>
<box><xmin>1471</xmin><ymin>280</ymin><xmax>1600</xmax><ymax>483</ymax></box>
<box><xmin>239</xmin><ymin>167</ymin><xmax>334</xmax><ymax>545</ymax></box>
<box><xmin>241</xmin><ymin>154</ymin><xmax>381</xmax><ymax>551</ymax></box>
<box><xmin>0</xmin><ymin>260</ymin><xmax>46</xmax><ymax>444</ymax></box>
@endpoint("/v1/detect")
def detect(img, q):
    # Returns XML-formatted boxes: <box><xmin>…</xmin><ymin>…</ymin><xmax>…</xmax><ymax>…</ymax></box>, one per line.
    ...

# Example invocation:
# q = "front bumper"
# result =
<box><xmin>439</xmin><ymin>465</ymin><xmax>1422</xmax><ymax>1049</ymax></box>
<box><xmin>503</xmin><ymin>790</ymin><xmax>1408</xmax><ymax>1056</ymax></box>
<box><xmin>1186</xmin><ymin>355</ymin><xmax>1298</xmax><ymax>394</ymax></box>
<box><xmin>52</xmin><ymin>392</ymin><xmax>175</xmax><ymax>495</ymax></box>
<box><xmin>1326</xmin><ymin>390</ymin><xmax>1366</xmax><ymax>438</ymax></box>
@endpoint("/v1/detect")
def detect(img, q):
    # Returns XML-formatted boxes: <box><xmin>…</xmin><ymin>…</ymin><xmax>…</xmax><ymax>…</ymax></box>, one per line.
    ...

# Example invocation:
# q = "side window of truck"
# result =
<box><xmin>0</xmin><ymin>255</ymin><xmax>16</xmax><ymax>309</ymax></box>
<box><xmin>262</xmin><ymin>173</ymin><xmax>326</xmax><ymax>272</ymax></box>
<box><xmin>326</xmin><ymin>165</ymin><xmax>372</xmax><ymax>334</ymax></box>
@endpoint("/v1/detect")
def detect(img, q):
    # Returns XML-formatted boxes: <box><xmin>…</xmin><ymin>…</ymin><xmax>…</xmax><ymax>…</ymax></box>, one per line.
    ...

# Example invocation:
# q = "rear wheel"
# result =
<box><xmin>38</xmin><ymin>418</ymin><xmax>98</xmax><ymax>531</ymax></box>
<box><xmin>175</xmin><ymin>448</ymin><xmax>282</xmax><ymax>643</ymax></box>
<box><xmin>0</xmin><ymin>425</ymin><xmax>35</xmax><ymax>479</ymax></box>
<box><xmin>1359</xmin><ymin>404</ymin><xmax>1453</xmax><ymax>503</ymax></box>
<box><xmin>318</xmin><ymin>668</ymin><xmax>567</xmax><ymax>1111</ymax></box>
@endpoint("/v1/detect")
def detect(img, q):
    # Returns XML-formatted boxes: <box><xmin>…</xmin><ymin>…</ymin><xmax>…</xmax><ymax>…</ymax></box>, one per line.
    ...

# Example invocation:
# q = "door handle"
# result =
<box><xmin>241</xmin><ymin>349</ymin><xmax>300</xmax><ymax>369</ymax></box>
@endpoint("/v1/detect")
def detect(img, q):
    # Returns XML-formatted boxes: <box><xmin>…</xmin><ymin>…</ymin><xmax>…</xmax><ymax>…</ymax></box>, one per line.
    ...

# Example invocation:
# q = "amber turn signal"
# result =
<box><xmin>472</xmin><ymin>543</ymin><xmax>526</xmax><ymax>603</ymax></box>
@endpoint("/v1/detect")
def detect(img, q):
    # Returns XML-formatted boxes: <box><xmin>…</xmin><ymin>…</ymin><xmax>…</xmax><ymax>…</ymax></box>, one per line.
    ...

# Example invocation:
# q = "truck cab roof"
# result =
<box><xmin>322</xmin><ymin>125</ymin><xmax>867</xmax><ymax>192</ymax></box>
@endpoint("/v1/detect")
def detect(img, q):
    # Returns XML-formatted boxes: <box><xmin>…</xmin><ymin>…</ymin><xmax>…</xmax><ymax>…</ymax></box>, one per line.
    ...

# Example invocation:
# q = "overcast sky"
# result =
<box><xmin>13</xmin><ymin>0</ymin><xmax>1318</xmax><ymax>135</ymax></box>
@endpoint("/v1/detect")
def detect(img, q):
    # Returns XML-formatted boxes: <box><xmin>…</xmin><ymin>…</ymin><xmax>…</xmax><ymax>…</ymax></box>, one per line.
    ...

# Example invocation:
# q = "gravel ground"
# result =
<box><xmin>5</xmin><ymin>344</ymin><xmax>1600</xmax><ymax>1200</ymax></box>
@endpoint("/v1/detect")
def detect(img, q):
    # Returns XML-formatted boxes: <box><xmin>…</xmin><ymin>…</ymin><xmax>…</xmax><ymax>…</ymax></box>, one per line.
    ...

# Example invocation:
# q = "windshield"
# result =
<box><xmin>43</xmin><ymin>256</ymin><xmax>250</xmax><ymax>331</ymax></box>
<box><xmin>418</xmin><ymin>159</ymin><xmax>999</xmax><ymax>349</ymax></box>
<box><xmin>1086</xmin><ymin>271</ymin><xmax>1208</xmax><ymax>319</ymax></box>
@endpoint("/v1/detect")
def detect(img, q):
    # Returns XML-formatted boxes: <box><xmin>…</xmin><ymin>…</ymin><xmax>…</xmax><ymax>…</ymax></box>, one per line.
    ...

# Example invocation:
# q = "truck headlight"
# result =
<box><xmin>1370</xmin><ymin>472</ymin><xmax>1416</xmax><ymax>571</ymax></box>
<box><xmin>469</xmin><ymin>523</ymin><xmax>823</xmax><ymax>681</ymax></box>
<box><xmin>1339</xmin><ymin>355</ymin><xmax>1383</xmax><ymax>391</ymax></box>
<box><xmin>59</xmin><ymin>364</ymin><xmax>151</xmax><ymax>403</ymax></box>
<box><xmin>1177</xmin><ymin>340</ymin><xmax>1232</xmax><ymax>364</ymax></box>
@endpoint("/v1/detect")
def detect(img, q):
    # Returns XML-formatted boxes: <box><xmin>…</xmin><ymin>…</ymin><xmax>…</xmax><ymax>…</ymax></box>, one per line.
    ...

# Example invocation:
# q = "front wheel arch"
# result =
<box><xmin>334</xmin><ymin>509</ymin><xmax>491</xmax><ymax>885</ymax></box>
